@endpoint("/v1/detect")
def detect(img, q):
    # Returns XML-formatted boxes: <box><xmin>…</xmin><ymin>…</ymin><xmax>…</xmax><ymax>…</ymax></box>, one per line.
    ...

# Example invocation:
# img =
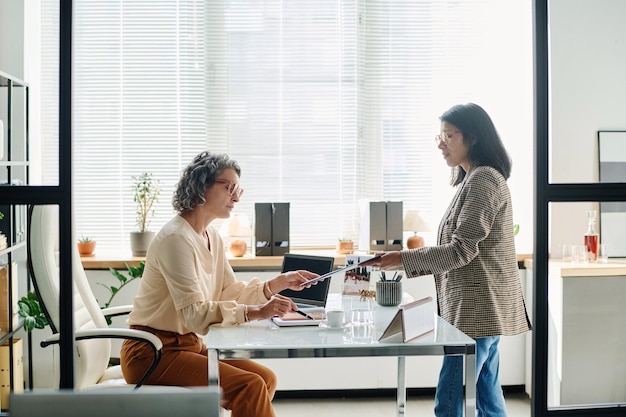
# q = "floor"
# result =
<box><xmin>247</xmin><ymin>390</ymin><xmax>529</xmax><ymax>416</ymax></box>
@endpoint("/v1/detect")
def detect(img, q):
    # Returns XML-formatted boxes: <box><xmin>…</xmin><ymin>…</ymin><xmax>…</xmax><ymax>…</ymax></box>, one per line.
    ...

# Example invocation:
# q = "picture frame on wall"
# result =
<box><xmin>598</xmin><ymin>130</ymin><xmax>626</xmax><ymax>257</ymax></box>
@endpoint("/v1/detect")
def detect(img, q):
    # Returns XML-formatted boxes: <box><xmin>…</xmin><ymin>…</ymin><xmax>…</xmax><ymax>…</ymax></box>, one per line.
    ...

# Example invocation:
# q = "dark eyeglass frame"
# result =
<box><xmin>214</xmin><ymin>179</ymin><xmax>244</xmax><ymax>198</ymax></box>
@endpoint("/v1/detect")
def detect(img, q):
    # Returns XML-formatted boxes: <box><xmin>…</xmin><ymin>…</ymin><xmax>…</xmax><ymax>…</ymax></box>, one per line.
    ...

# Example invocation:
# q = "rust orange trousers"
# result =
<box><xmin>121</xmin><ymin>325</ymin><xmax>277</xmax><ymax>417</ymax></box>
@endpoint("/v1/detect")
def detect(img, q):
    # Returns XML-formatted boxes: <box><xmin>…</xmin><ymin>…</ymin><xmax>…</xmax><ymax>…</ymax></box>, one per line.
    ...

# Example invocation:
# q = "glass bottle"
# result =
<box><xmin>584</xmin><ymin>210</ymin><xmax>599</xmax><ymax>262</ymax></box>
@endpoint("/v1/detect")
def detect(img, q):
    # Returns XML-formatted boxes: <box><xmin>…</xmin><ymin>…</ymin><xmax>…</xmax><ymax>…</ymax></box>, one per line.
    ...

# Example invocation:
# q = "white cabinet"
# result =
<box><xmin>531</xmin><ymin>262</ymin><xmax>626</xmax><ymax>406</ymax></box>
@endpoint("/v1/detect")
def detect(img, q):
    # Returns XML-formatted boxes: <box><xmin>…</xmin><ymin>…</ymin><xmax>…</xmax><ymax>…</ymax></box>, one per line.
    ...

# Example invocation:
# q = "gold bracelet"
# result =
<box><xmin>265</xmin><ymin>281</ymin><xmax>274</xmax><ymax>297</ymax></box>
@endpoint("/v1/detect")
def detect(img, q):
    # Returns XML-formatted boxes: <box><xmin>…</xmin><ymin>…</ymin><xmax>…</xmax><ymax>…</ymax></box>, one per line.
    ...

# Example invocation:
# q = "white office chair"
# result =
<box><xmin>26</xmin><ymin>204</ymin><xmax>164</xmax><ymax>389</ymax></box>
<box><xmin>25</xmin><ymin>205</ymin><xmax>222</xmax><ymax>416</ymax></box>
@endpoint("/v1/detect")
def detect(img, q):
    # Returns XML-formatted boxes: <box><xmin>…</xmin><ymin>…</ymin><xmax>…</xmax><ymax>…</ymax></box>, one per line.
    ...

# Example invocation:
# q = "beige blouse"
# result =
<box><xmin>127</xmin><ymin>215</ymin><xmax>268</xmax><ymax>335</ymax></box>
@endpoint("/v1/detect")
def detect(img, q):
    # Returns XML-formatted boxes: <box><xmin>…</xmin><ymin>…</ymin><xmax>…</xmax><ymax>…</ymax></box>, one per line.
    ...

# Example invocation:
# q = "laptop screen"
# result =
<box><xmin>279</xmin><ymin>253</ymin><xmax>335</xmax><ymax>307</ymax></box>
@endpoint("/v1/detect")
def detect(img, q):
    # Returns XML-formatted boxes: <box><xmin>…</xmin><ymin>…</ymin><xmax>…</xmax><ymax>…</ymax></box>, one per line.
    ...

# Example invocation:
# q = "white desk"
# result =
<box><xmin>204</xmin><ymin>296</ymin><xmax>476</xmax><ymax>416</ymax></box>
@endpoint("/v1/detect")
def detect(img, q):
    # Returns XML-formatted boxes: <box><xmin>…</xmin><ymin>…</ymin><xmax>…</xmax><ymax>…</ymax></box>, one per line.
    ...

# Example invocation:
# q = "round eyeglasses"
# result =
<box><xmin>214</xmin><ymin>179</ymin><xmax>244</xmax><ymax>198</ymax></box>
<box><xmin>435</xmin><ymin>130</ymin><xmax>461</xmax><ymax>146</ymax></box>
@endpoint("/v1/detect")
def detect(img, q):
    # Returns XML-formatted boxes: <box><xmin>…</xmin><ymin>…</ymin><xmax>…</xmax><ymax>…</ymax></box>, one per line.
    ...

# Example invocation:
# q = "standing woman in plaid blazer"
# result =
<box><xmin>365</xmin><ymin>103</ymin><xmax>531</xmax><ymax>417</ymax></box>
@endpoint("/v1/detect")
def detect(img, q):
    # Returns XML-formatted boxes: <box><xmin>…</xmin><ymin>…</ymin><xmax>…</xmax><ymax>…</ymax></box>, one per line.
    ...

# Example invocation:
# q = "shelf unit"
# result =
<box><xmin>0</xmin><ymin>70</ymin><xmax>29</xmax><ymax>412</ymax></box>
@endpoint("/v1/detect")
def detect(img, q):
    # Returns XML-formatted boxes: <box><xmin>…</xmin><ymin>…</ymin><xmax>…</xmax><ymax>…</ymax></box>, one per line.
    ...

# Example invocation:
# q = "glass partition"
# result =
<box><xmin>548</xmin><ymin>0</ymin><xmax>626</xmax><ymax>185</ymax></box>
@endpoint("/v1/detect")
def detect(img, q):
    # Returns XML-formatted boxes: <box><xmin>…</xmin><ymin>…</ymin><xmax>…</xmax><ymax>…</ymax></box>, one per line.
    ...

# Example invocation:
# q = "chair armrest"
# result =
<box><xmin>101</xmin><ymin>304</ymin><xmax>133</xmax><ymax>319</ymax></box>
<box><xmin>41</xmin><ymin>328</ymin><xmax>163</xmax><ymax>389</ymax></box>
<box><xmin>41</xmin><ymin>328</ymin><xmax>162</xmax><ymax>350</ymax></box>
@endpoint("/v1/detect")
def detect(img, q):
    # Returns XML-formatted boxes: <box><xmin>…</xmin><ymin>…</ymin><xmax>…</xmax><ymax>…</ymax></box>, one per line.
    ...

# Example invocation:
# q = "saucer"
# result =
<box><xmin>319</xmin><ymin>322</ymin><xmax>351</xmax><ymax>330</ymax></box>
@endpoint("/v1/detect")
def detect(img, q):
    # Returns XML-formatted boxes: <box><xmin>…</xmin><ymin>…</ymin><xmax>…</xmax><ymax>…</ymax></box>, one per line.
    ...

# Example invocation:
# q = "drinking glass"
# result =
<box><xmin>571</xmin><ymin>245</ymin><xmax>588</xmax><ymax>264</ymax></box>
<box><xmin>350</xmin><ymin>297</ymin><xmax>374</xmax><ymax>326</ymax></box>
<box><xmin>598</xmin><ymin>244</ymin><xmax>608</xmax><ymax>263</ymax></box>
<box><xmin>350</xmin><ymin>324</ymin><xmax>374</xmax><ymax>344</ymax></box>
<box><xmin>561</xmin><ymin>243</ymin><xmax>573</xmax><ymax>263</ymax></box>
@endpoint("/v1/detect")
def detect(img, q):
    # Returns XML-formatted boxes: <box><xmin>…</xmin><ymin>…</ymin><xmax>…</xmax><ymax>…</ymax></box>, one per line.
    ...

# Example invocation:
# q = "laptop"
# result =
<box><xmin>279</xmin><ymin>253</ymin><xmax>335</xmax><ymax>309</ymax></box>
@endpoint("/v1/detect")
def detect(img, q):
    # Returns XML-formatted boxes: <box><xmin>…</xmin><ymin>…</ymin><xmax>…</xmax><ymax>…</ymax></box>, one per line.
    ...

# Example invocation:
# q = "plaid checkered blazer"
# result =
<box><xmin>401</xmin><ymin>166</ymin><xmax>531</xmax><ymax>338</ymax></box>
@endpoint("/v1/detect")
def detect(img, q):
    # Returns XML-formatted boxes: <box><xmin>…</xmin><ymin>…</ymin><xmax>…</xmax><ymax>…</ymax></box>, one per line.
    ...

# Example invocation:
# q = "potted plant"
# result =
<box><xmin>77</xmin><ymin>235</ymin><xmax>96</xmax><ymax>256</ymax></box>
<box><xmin>18</xmin><ymin>262</ymin><xmax>145</xmax><ymax>331</ymax></box>
<box><xmin>98</xmin><ymin>262</ymin><xmax>145</xmax><ymax>324</ymax></box>
<box><xmin>18</xmin><ymin>292</ymin><xmax>49</xmax><ymax>332</ymax></box>
<box><xmin>130</xmin><ymin>172</ymin><xmax>161</xmax><ymax>256</ymax></box>
<box><xmin>336</xmin><ymin>237</ymin><xmax>354</xmax><ymax>254</ymax></box>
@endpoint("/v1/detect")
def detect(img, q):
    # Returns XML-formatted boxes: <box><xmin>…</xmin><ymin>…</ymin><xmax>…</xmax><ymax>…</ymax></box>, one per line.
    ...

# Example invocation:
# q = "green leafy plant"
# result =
<box><xmin>338</xmin><ymin>237</ymin><xmax>352</xmax><ymax>242</ymax></box>
<box><xmin>18</xmin><ymin>291</ymin><xmax>49</xmax><ymax>332</ymax></box>
<box><xmin>78</xmin><ymin>235</ymin><xmax>93</xmax><ymax>243</ymax></box>
<box><xmin>514</xmin><ymin>224</ymin><xmax>520</xmax><ymax>236</ymax></box>
<box><xmin>133</xmin><ymin>172</ymin><xmax>161</xmax><ymax>233</ymax></box>
<box><xmin>99</xmin><ymin>262</ymin><xmax>145</xmax><ymax>324</ymax></box>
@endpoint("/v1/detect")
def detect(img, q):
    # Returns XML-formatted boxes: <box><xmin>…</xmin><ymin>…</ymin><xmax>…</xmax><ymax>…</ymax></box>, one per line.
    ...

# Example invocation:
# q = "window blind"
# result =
<box><xmin>40</xmin><ymin>0</ymin><xmax>532</xmax><ymax>252</ymax></box>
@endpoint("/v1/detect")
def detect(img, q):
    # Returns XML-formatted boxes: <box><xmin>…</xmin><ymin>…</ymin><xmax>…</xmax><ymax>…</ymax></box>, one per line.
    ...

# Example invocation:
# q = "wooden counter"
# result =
<box><xmin>523</xmin><ymin>258</ymin><xmax>626</xmax><ymax>276</ymax></box>
<box><xmin>82</xmin><ymin>250</ymin><xmax>533</xmax><ymax>271</ymax></box>
<box><xmin>81</xmin><ymin>249</ymin><xmax>348</xmax><ymax>270</ymax></box>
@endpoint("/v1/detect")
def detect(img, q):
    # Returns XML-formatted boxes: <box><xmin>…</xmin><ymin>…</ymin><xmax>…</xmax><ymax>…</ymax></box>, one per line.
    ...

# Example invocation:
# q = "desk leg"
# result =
<box><xmin>464</xmin><ymin>349</ymin><xmax>476</xmax><ymax>417</ymax></box>
<box><xmin>397</xmin><ymin>356</ymin><xmax>406</xmax><ymax>416</ymax></box>
<box><xmin>208</xmin><ymin>349</ymin><xmax>220</xmax><ymax>386</ymax></box>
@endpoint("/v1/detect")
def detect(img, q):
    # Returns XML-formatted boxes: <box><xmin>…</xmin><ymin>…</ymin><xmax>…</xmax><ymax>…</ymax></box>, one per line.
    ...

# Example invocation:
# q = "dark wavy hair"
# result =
<box><xmin>440</xmin><ymin>103</ymin><xmax>512</xmax><ymax>186</ymax></box>
<box><xmin>172</xmin><ymin>152</ymin><xmax>241</xmax><ymax>213</ymax></box>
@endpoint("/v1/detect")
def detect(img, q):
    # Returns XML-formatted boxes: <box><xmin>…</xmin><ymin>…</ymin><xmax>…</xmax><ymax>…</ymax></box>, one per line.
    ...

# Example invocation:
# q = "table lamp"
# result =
<box><xmin>403</xmin><ymin>210</ymin><xmax>430</xmax><ymax>249</ymax></box>
<box><xmin>219</xmin><ymin>213</ymin><xmax>253</xmax><ymax>257</ymax></box>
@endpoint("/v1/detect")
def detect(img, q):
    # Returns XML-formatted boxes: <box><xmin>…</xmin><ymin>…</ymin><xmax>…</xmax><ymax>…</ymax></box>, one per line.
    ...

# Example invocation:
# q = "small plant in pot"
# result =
<box><xmin>130</xmin><ymin>172</ymin><xmax>161</xmax><ymax>257</ymax></box>
<box><xmin>336</xmin><ymin>237</ymin><xmax>354</xmax><ymax>254</ymax></box>
<box><xmin>77</xmin><ymin>235</ymin><xmax>96</xmax><ymax>256</ymax></box>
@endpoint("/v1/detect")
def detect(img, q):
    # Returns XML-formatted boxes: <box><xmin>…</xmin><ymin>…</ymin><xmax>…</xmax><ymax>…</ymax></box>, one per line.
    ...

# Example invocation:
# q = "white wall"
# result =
<box><xmin>0</xmin><ymin>0</ymin><xmax>24</xmax><ymax>78</ymax></box>
<box><xmin>549</xmin><ymin>0</ymin><xmax>626</xmax><ymax>257</ymax></box>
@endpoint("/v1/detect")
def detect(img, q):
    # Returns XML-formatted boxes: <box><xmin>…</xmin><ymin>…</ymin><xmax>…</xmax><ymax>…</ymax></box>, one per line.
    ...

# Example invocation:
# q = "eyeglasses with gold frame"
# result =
<box><xmin>434</xmin><ymin>130</ymin><xmax>461</xmax><ymax>146</ymax></box>
<box><xmin>214</xmin><ymin>179</ymin><xmax>244</xmax><ymax>198</ymax></box>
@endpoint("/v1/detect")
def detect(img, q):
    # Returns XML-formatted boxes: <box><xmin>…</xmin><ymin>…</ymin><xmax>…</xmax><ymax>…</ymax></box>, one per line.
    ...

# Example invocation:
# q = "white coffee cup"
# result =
<box><xmin>325</xmin><ymin>310</ymin><xmax>345</xmax><ymax>328</ymax></box>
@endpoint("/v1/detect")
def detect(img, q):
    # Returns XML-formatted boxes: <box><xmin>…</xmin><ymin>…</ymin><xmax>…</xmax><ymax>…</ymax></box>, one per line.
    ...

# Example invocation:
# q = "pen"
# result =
<box><xmin>294</xmin><ymin>309</ymin><xmax>315</xmax><ymax>320</ymax></box>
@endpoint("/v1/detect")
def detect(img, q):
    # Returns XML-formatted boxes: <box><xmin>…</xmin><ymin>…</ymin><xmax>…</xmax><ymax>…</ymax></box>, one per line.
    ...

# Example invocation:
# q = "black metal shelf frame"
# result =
<box><xmin>0</xmin><ymin>67</ymin><xmax>32</xmax><ymax>410</ymax></box>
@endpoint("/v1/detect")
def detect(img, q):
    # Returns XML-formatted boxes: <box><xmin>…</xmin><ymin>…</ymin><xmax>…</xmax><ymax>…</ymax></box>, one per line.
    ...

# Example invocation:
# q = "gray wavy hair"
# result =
<box><xmin>172</xmin><ymin>152</ymin><xmax>241</xmax><ymax>213</ymax></box>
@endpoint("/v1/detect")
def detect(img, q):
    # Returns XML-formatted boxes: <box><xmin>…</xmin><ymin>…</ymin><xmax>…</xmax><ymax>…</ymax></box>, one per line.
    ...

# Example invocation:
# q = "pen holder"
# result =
<box><xmin>375</xmin><ymin>281</ymin><xmax>402</xmax><ymax>306</ymax></box>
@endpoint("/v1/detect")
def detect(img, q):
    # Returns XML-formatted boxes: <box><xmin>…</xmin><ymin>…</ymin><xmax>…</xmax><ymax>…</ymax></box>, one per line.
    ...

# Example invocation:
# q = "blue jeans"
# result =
<box><xmin>434</xmin><ymin>336</ymin><xmax>507</xmax><ymax>417</ymax></box>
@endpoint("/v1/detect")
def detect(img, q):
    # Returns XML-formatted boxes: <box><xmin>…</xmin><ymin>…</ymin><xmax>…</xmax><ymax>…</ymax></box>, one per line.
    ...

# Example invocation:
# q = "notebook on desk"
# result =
<box><xmin>271</xmin><ymin>308</ymin><xmax>326</xmax><ymax>327</ymax></box>
<box><xmin>278</xmin><ymin>253</ymin><xmax>335</xmax><ymax>309</ymax></box>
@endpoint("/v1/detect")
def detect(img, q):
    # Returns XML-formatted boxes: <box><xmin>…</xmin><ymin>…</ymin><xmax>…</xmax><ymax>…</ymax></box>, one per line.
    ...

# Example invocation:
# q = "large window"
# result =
<box><xmin>40</xmin><ymin>0</ymin><xmax>532</xmax><ymax>252</ymax></box>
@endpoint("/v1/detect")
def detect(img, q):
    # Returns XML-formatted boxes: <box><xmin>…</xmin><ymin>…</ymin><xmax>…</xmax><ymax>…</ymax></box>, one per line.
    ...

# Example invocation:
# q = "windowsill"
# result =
<box><xmin>81</xmin><ymin>248</ymin><xmax>349</xmax><ymax>271</ymax></box>
<box><xmin>82</xmin><ymin>249</ymin><xmax>533</xmax><ymax>271</ymax></box>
